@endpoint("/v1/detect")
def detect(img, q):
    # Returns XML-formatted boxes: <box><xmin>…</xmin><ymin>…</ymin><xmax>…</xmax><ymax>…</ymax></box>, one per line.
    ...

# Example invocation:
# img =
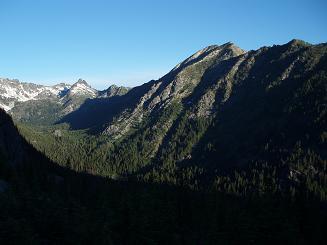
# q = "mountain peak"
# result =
<box><xmin>171</xmin><ymin>42</ymin><xmax>245</xmax><ymax>73</ymax></box>
<box><xmin>221</xmin><ymin>41</ymin><xmax>235</xmax><ymax>47</ymax></box>
<box><xmin>75</xmin><ymin>79</ymin><xmax>90</xmax><ymax>86</ymax></box>
<box><xmin>107</xmin><ymin>84</ymin><xmax>119</xmax><ymax>89</ymax></box>
<box><xmin>286</xmin><ymin>39</ymin><xmax>311</xmax><ymax>47</ymax></box>
<box><xmin>98</xmin><ymin>84</ymin><xmax>130</xmax><ymax>98</ymax></box>
<box><xmin>68</xmin><ymin>79</ymin><xmax>96</xmax><ymax>97</ymax></box>
<box><xmin>203</xmin><ymin>42</ymin><xmax>242</xmax><ymax>52</ymax></box>
<box><xmin>221</xmin><ymin>41</ymin><xmax>245</xmax><ymax>55</ymax></box>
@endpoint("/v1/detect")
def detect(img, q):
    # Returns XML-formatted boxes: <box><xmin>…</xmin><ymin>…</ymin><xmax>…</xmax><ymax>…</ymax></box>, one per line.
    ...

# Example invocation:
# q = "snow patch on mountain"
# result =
<box><xmin>0</xmin><ymin>78</ymin><xmax>129</xmax><ymax>115</ymax></box>
<box><xmin>0</xmin><ymin>78</ymin><xmax>71</xmax><ymax>103</ymax></box>
<box><xmin>68</xmin><ymin>80</ymin><xmax>97</xmax><ymax>97</ymax></box>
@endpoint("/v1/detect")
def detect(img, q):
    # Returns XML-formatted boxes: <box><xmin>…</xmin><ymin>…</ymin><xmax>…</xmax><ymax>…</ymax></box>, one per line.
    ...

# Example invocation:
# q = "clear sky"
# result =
<box><xmin>0</xmin><ymin>0</ymin><xmax>326</xmax><ymax>89</ymax></box>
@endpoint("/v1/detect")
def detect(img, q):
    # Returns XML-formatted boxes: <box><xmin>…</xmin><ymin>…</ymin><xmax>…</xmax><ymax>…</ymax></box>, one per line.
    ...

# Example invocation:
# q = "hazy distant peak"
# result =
<box><xmin>107</xmin><ymin>84</ymin><xmax>119</xmax><ymax>89</ymax></box>
<box><xmin>74</xmin><ymin>79</ymin><xmax>90</xmax><ymax>86</ymax></box>
<box><xmin>98</xmin><ymin>84</ymin><xmax>130</xmax><ymax>98</ymax></box>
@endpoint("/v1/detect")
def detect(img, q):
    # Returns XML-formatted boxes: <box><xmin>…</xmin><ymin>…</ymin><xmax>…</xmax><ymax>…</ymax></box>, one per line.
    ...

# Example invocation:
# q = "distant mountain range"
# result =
<box><xmin>0</xmin><ymin>78</ymin><xmax>129</xmax><ymax>124</ymax></box>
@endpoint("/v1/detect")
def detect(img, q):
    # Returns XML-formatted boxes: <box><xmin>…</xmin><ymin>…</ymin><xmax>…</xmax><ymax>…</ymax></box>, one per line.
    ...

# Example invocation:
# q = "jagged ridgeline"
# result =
<box><xmin>8</xmin><ymin>40</ymin><xmax>327</xmax><ymax>199</ymax></box>
<box><xmin>0</xmin><ymin>78</ymin><xmax>129</xmax><ymax>124</ymax></box>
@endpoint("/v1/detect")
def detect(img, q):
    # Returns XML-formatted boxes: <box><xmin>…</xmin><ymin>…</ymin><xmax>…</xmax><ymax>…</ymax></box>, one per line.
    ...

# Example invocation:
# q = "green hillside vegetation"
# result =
<box><xmin>1</xmin><ymin>115</ymin><xmax>326</xmax><ymax>244</ymax></box>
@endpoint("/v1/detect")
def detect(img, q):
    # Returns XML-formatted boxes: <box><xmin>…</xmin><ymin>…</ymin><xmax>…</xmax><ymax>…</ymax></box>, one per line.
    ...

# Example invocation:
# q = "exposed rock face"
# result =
<box><xmin>102</xmin><ymin>42</ymin><xmax>246</xmax><ymax>138</ymax></box>
<box><xmin>66</xmin><ymin>79</ymin><xmax>97</xmax><ymax>97</ymax></box>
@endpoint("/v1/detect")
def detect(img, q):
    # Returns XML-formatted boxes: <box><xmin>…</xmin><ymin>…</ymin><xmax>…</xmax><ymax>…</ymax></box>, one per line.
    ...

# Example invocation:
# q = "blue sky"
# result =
<box><xmin>0</xmin><ymin>0</ymin><xmax>326</xmax><ymax>89</ymax></box>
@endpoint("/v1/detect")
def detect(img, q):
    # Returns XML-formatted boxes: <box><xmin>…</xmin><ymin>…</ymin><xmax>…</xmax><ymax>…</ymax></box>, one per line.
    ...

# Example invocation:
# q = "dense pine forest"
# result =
<box><xmin>1</xmin><ymin>110</ymin><xmax>326</xmax><ymax>244</ymax></box>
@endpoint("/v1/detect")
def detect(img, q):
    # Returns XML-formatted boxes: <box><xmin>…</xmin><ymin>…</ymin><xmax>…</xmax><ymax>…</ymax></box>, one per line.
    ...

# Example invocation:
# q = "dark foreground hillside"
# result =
<box><xmin>0</xmin><ymin>109</ymin><xmax>327</xmax><ymax>244</ymax></box>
